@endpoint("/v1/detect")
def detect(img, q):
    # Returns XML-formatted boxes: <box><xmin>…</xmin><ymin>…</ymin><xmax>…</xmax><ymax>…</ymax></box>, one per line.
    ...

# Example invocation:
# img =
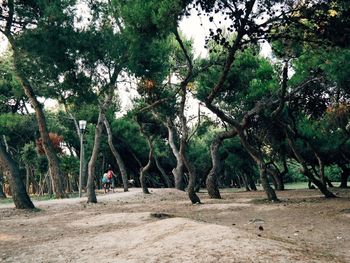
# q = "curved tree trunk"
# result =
<box><xmin>0</xmin><ymin>173</ymin><xmax>7</xmax><ymax>199</ymax></box>
<box><xmin>182</xmin><ymin>151</ymin><xmax>201</xmax><ymax>204</ymax></box>
<box><xmin>139</xmin><ymin>140</ymin><xmax>153</xmax><ymax>194</ymax></box>
<box><xmin>339</xmin><ymin>165</ymin><xmax>349</xmax><ymax>188</ymax></box>
<box><xmin>154</xmin><ymin>155</ymin><xmax>172</xmax><ymax>188</ymax></box>
<box><xmin>87</xmin><ymin>70</ymin><xmax>120</xmax><ymax>202</ymax></box>
<box><xmin>246</xmin><ymin>172</ymin><xmax>257</xmax><ymax>191</ymax></box>
<box><xmin>267</xmin><ymin>167</ymin><xmax>284</xmax><ymax>190</ymax></box>
<box><xmin>285</xmin><ymin>130</ymin><xmax>336</xmax><ymax>198</ymax></box>
<box><xmin>0</xmin><ymin>144</ymin><xmax>34</xmax><ymax>209</ymax></box>
<box><xmin>86</xmin><ymin>112</ymin><xmax>104</xmax><ymax>203</ymax></box>
<box><xmin>207</xmin><ymin>129</ymin><xmax>237</xmax><ymax>199</ymax></box>
<box><xmin>166</xmin><ymin>119</ymin><xmax>185</xmax><ymax>190</ymax></box>
<box><xmin>178</xmin><ymin>87</ymin><xmax>201</xmax><ymax>204</ymax></box>
<box><xmin>103</xmin><ymin>117</ymin><xmax>129</xmax><ymax>192</ymax></box>
<box><xmin>13</xmin><ymin>51</ymin><xmax>66</xmax><ymax>199</ymax></box>
<box><xmin>238</xmin><ymin>132</ymin><xmax>278</xmax><ymax>201</ymax></box>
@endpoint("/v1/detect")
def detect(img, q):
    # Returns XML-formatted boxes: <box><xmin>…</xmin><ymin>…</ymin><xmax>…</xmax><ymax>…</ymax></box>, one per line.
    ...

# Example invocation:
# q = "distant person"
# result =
<box><xmin>107</xmin><ymin>165</ymin><xmax>116</xmax><ymax>193</ymax></box>
<box><xmin>102</xmin><ymin>172</ymin><xmax>110</xmax><ymax>193</ymax></box>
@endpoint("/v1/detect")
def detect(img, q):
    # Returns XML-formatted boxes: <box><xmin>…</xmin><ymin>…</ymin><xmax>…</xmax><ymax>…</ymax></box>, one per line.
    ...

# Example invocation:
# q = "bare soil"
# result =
<box><xmin>0</xmin><ymin>187</ymin><xmax>349</xmax><ymax>262</ymax></box>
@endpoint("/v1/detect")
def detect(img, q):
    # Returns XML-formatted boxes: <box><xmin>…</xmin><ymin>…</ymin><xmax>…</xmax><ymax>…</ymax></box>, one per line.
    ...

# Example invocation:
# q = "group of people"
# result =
<box><xmin>102</xmin><ymin>165</ymin><xmax>116</xmax><ymax>193</ymax></box>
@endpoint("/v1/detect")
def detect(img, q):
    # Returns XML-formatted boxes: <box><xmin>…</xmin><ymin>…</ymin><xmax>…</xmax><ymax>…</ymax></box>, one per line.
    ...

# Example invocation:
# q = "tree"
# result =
<box><xmin>0</xmin><ymin>143</ymin><xmax>34</xmax><ymax>209</ymax></box>
<box><xmin>0</xmin><ymin>0</ymin><xmax>78</xmax><ymax>198</ymax></box>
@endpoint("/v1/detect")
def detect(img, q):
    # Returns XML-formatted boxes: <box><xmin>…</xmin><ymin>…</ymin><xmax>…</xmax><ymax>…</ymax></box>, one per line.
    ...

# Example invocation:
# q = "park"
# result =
<box><xmin>0</xmin><ymin>0</ymin><xmax>349</xmax><ymax>262</ymax></box>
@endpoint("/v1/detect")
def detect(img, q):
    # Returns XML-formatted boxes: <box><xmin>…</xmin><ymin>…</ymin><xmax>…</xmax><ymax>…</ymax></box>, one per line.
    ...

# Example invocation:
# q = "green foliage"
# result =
<box><xmin>197</xmin><ymin>47</ymin><xmax>278</xmax><ymax>113</ymax></box>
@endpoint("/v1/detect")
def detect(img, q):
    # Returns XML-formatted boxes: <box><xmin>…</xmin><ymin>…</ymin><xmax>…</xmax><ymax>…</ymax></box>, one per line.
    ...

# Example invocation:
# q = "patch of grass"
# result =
<box><xmin>284</xmin><ymin>182</ymin><xmax>309</xmax><ymax>190</ymax></box>
<box><xmin>0</xmin><ymin>198</ymin><xmax>14</xmax><ymax>205</ymax></box>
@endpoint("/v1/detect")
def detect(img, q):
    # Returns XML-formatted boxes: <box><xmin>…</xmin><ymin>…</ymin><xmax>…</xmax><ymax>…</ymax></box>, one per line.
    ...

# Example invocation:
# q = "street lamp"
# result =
<box><xmin>79</xmin><ymin>120</ymin><xmax>87</xmax><ymax>198</ymax></box>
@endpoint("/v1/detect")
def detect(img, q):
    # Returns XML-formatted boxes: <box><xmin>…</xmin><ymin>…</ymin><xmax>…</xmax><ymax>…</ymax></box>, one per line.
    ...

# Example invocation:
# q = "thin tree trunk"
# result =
<box><xmin>238</xmin><ymin>132</ymin><xmax>278</xmax><ymax>201</ymax></box>
<box><xmin>166</xmin><ymin>119</ymin><xmax>185</xmax><ymax>190</ymax></box>
<box><xmin>207</xmin><ymin>129</ymin><xmax>237</xmax><ymax>199</ymax></box>
<box><xmin>12</xmin><ymin>50</ymin><xmax>66</xmax><ymax>199</ymax></box>
<box><xmin>178</xmin><ymin>87</ymin><xmax>201</xmax><ymax>204</ymax></box>
<box><xmin>86</xmin><ymin>111</ymin><xmax>104</xmax><ymax>203</ymax></box>
<box><xmin>25</xmin><ymin>164</ymin><xmax>30</xmax><ymax>194</ymax></box>
<box><xmin>285</xmin><ymin>130</ymin><xmax>336</xmax><ymax>198</ymax></box>
<box><xmin>246</xmin><ymin>171</ymin><xmax>257</xmax><ymax>191</ymax></box>
<box><xmin>0</xmin><ymin>173</ymin><xmax>6</xmax><ymax>199</ymax></box>
<box><xmin>103</xmin><ymin>117</ymin><xmax>129</xmax><ymax>192</ymax></box>
<box><xmin>339</xmin><ymin>165</ymin><xmax>349</xmax><ymax>188</ymax></box>
<box><xmin>87</xmin><ymin>70</ymin><xmax>120</xmax><ymax>202</ymax></box>
<box><xmin>154</xmin><ymin>155</ymin><xmax>172</xmax><ymax>188</ymax></box>
<box><xmin>0</xmin><ymin>144</ymin><xmax>34</xmax><ymax>209</ymax></box>
<box><xmin>139</xmin><ymin>144</ymin><xmax>152</xmax><ymax>194</ymax></box>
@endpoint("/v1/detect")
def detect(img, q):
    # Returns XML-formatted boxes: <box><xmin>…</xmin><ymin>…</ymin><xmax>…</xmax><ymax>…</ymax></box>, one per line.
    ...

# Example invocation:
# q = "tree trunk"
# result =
<box><xmin>183</xmin><ymin>151</ymin><xmax>201</xmax><ymax>204</ymax></box>
<box><xmin>0</xmin><ymin>173</ymin><xmax>6</xmax><ymax>199</ymax></box>
<box><xmin>86</xmin><ymin>111</ymin><xmax>104</xmax><ymax>203</ymax></box>
<box><xmin>166</xmin><ymin>119</ymin><xmax>185</xmax><ymax>190</ymax></box>
<box><xmin>246</xmin><ymin>172</ymin><xmax>257</xmax><ymax>191</ymax></box>
<box><xmin>267</xmin><ymin>167</ymin><xmax>284</xmax><ymax>190</ymax></box>
<box><xmin>339</xmin><ymin>165</ymin><xmax>349</xmax><ymax>188</ymax></box>
<box><xmin>206</xmin><ymin>130</ymin><xmax>236</xmax><ymax>198</ymax></box>
<box><xmin>25</xmin><ymin>164</ymin><xmax>30</xmax><ymax>194</ymax></box>
<box><xmin>154</xmin><ymin>155</ymin><xmax>172</xmax><ymax>188</ymax></box>
<box><xmin>13</xmin><ymin>52</ymin><xmax>66</xmax><ymax>199</ymax></box>
<box><xmin>285</xmin><ymin>130</ymin><xmax>336</xmax><ymax>198</ymax></box>
<box><xmin>238</xmin><ymin>132</ymin><xmax>278</xmax><ymax>201</ymax></box>
<box><xmin>139</xmin><ymin>165</ymin><xmax>150</xmax><ymax>193</ymax></box>
<box><xmin>103</xmin><ymin>117</ymin><xmax>129</xmax><ymax>192</ymax></box>
<box><xmin>0</xmin><ymin>144</ymin><xmax>34</xmax><ymax>209</ymax></box>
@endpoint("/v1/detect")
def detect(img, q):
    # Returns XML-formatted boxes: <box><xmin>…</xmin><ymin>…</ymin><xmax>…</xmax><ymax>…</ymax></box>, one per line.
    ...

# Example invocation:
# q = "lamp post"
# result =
<box><xmin>79</xmin><ymin>120</ymin><xmax>87</xmax><ymax>198</ymax></box>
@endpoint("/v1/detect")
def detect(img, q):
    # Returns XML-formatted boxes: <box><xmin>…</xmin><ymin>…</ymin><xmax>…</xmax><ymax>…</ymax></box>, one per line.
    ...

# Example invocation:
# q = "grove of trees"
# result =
<box><xmin>0</xmin><ymin>0</ymin><xmax>349</xmax><ymax>208</ymax></box>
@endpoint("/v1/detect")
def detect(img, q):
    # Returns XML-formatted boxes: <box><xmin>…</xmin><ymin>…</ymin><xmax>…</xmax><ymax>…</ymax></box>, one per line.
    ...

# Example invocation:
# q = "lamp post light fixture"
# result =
<box><xmin>79</xmin><ymin>120</ymin><xmax>87</xmax><ymax>198</ymax></box>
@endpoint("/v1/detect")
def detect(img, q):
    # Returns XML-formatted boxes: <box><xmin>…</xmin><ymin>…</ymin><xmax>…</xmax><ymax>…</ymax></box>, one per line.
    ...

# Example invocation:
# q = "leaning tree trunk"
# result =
<box><xmin>139</xmin><ymin>140</ymin><xmax>153</xmax><ymax>195</ymax></box>
<box><xmin>285</xmin><ymin>130</ymin><xmax>336</xmax><ymax>198</ymax></box>
<box><xmin>13</xmin><ymin>52</ymin><xmax>66</xmax><ymax>199</ymax></box>
<box><xmin>182</xmin><ymin>150</ymin><xmax>201</xmax><ymax>204</ymax></box>
<box><xmin>206</xmin><ymin>129</ymin><xmax>236</xmax><ymax>199</ymax></box>
<box><xmin>103</xmin><ymin>117</ymin><xmax>129</xmax><ymax>192</ymax></box>
<box><xmin>238</xmin><ymin>132</ymin><xmax>278</xmax><ymax>201</ymax></box>
<box><xmin>0</xmin><ymin>144</ymin><xmax>34</xmax><ymax>209</ymax></box>
<box><xmin>86</xmin><ymin>70</ymin><xmax>120</xmax><ymax>202</ymax></box>
<box><xmin>178</xmin><ymin>84</ymin><xmax>201</xmax><ymax>204</ymax></box>
<box><xmin>339</xmin><ymin>165</ymin><xmax>349</xmax><ymax>188</ymax></box>
<box><xmin>86</xmin><ymin>111</ymin><xmax>104</xmax><ymax>203</ymax></box>
<box><xmin>0</xmin><ymin>173</ymin><xmax>6</xmax><ymax>199</ymax></box>
<box><xmin>154</xmin><ymin>155</ymin><xmax>172</xmax><ymax>188</ymax></box>
<box><xmin>166</xmin><ymin>119</ymin><xmax>185</xmax><ymax>190</ymax></box>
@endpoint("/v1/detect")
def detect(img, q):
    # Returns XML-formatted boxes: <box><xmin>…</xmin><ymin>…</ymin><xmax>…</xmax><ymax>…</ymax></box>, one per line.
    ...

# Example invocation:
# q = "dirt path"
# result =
<box><xmin>0</xmin><ymin>188</ymin><xmax>349</xmax><ymax>262</ymax></box>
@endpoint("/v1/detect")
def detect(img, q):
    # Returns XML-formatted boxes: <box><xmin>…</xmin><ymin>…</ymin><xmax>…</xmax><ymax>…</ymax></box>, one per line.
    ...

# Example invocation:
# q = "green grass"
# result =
<box><xmin>284</xmin><ymin>182</ymin><xmax>309</xmax><ymax>189</ymax></box>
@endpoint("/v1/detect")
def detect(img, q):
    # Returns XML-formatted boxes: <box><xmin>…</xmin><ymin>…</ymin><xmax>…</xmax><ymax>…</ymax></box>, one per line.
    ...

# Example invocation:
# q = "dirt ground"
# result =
<box><xmin>0</xmin><ymin>187</ymin><xmax>349</xmax><ymax>263</ymax></box>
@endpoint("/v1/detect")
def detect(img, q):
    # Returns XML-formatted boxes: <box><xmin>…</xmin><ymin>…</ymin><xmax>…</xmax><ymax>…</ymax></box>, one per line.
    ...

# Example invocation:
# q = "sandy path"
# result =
<box><xmin>1</xmin><ymin>188</ymin><xmax>349</xmax><ymax>262</ymax></box>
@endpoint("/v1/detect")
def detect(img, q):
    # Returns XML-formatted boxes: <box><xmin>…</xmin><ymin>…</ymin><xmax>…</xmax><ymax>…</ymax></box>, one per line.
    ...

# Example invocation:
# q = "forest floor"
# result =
<box><xmin>0</xmin><ymin>187</ymin><xmax>349</xmax><ymax>263</ymax></box>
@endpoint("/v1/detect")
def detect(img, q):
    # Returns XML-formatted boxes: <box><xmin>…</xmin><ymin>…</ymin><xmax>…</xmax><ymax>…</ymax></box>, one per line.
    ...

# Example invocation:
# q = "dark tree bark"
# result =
<box><xmin>87</xmin><ymin>70</ymin><xmax>120</xmax><ymax>203</ymax></box>
<box><xmin>339</xmin><ymin>165</ymin><xmax>349</xmax><ymax>188</ymax></box>
<box><xmin>86</xmin><ymin>111</ymin><xmax>104</xmax><ymax>203</ymax></box>
<box><xmin>206</xmin><ymin>129</ymin><xmax>237</xmax><ymax>199</ymax></box>
<box><xmin>104</xmin><ymin>117</ymin><xmax>129</xmax><ymax>192</ymax></box>
<box><xmin>285</xmin><ymin>129</ymin><xmax>336</xmax><ymax>198</ymax></box>
<box><xmin>12</xmin><ymin>49</ymin><xmax>66</xmax><ymax>199</ymax></box>
<box><xmin>0</xmin><ymin>173</ymin><xmax>6</xmax><ymax>199</ymax></box>
<box><xmin>139</xmin><ymin>141</ymin><xmax>153</xmax><ymax>194</ymax></box>
<box><xmin>0</xmin><ymin>144</ymin><xmax>34</xmax><ymax>209</ymax></box>
<box><xmin>238</xmin><ymin>132</ymin><xmax>278</xmax><ymax>201</ymax></box>
<box><xmin>246</xmin><ymin>172</ymin><xmax>257</xmax><ymax>191</ymax></box>
<box><xmin>154</xmin><ymin>155</ymin><xmax>172</xmax><ymax>188</ymax></box>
